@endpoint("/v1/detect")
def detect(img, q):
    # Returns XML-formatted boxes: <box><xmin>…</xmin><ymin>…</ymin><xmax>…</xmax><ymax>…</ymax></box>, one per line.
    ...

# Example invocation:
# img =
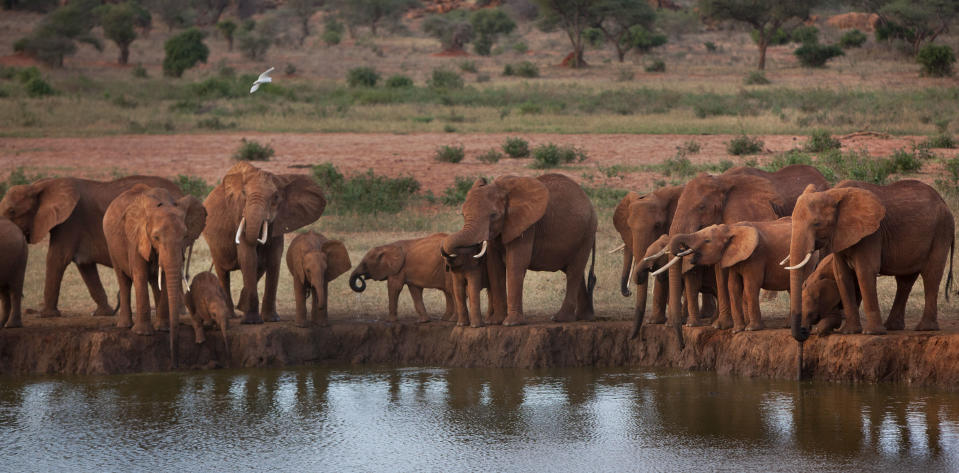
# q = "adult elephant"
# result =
<box><xmin>0</xmin><ymin>175</ymin><xmax>181</xmax><ymax>318</ymax></box>
<box><xmin>786</xmin><ymin>180</ymin><xmax>954</xmax><ymax>340</ymax></box>
<box><xmin>103</xmin><ymin>185</ymin><xmax>207</xmax><ymax>368</ymax></box>
<box><xmin>203</xmin><ymin>162</ymin><xmax>326</xmax><ymax>324</ymax></box>
<box><xmin>662</xmin><ymin>165</ymin><xmax>828</xmax><ymax>340</ymax></box>
<box><xmin>441</xmin><ymin>174</ymin><xmax>597</xmax><ymax>326</ymax></box>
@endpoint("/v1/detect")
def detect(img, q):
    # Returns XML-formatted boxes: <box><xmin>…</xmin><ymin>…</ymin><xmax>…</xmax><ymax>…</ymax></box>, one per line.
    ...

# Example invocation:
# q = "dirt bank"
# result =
<box><xmin>2</xmin><ymin>316</ymin><xmax>959</xmax><ymax>385</ymax></box>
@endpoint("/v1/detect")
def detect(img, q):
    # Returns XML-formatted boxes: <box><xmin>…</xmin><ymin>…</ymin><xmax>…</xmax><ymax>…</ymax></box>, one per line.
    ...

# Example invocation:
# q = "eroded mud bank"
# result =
<box><xmin>1</xmin><ymin>317</ymin><xmax>958</xmax><ymax>385</ymax></box>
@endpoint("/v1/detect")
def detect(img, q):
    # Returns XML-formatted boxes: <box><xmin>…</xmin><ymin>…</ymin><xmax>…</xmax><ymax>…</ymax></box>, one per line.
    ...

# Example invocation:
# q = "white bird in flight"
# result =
<box><xmin>249</xmin><ymin>67</ymin><xmax>274</xmax><ymax>94</ymax></box>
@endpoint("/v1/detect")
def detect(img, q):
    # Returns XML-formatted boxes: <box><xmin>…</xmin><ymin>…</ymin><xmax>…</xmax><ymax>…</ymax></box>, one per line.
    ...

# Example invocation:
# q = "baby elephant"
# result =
<box><xmin>349</xmin><ymin>233</ymin><xmax>454</xmax><ymax>323</ymax></box>
<box><xmin>286</xmin><ymin>231</ymin><xmax>352</xmax><ymax>327</ymax></box>
<box><xmin>0</xmin><ymin>217</ymin><xmax>27</xmax><ymax>328</ymax></box>
<box><xmin>184</xmin><ymin>272</ymin><xmax>232</xmax><ymax>360</ymax></box>
<box><xmin>441</xmin><ymin>245</ymin><xmax>493</xmax><ymax>327</ymax></box>
<box><xmin>801</xmin><ymin>254</ymin><xmax>852</xmax><ymax>336</ymax></box>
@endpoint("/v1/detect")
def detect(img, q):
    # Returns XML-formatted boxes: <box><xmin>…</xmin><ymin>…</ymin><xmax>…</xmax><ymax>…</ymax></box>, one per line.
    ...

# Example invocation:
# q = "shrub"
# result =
<box><xmin>434</xmin><ymin>144</ymin><xmax>465</xmax><ymax>163</ymax></box>
<box><xmin>804</xmin><ymin>129</ymin><xmax>841</xmax><ymax>152</ymax></box>
<box><xmin>839</xmin><ymin>29</ymin><xmax>867</xmax><ymax>49</ymax></box>
<box><xmin>0</xmin><ymin>167</ymin><xmax>45</xmax><ymax>201</ymax></box>
<box><xmin>470</xmin><ymin>8</ymin><xmax>515</xmax><ymax>56</ymax></box>
<box><xmin>679</xmin><ymin>140</ymin><xmax>701</xmax><ymax>154</ymax></box>
<box><xmin>347</xmin><ymin>66</ymin><xmax>380</xmax><ymax>87</ymax></box>
<box><xmin>25</xmin><ymin>77</ymin><xmax>55</xmax><ymax>97</ymax></box>
<box><xmin>644</xmin><ymin>59</ymin><xmax>665</xmax><ymax>73</ymax></box>
<box><xmin>583</xmin><ymin>186</ymin><xmax>629</xmax><ymax>208</ymax></box>
<box><xmin>422</xmin><ymin>10</ymin><xmax>473</xmax><ymax>52</ymax></box>
<box><xmin>628</xmin><ymin>26</ymin><xmax>667</xmax><ymax>53</ymax></box>
<box><xmin>763</xmin><ymin>149</ymin><xmax>813</xmax><ymax>172</ymax></box>
<box><xmin>477</xmin><ymin>148</ymin><xmax>503</xmax><ymax>163</ymax></box>
<box><xmin>704</xmin><ymin>41</ymin><xmax>717</xmax><ymax>52</ymax></box>
<box><xmin>163</xmin><ymin>29</ymin><xmax>208</xmax><ymax>78</ymax></box>
<box><xmin>233</xmin><ymin>138</ymin><xmax>274</xmax><ymax>161</ymax></box>
<box><xmin>312</xmin><ymin>163</ymin><xmax>420</xmax><ymax>215</ymax></box>
<box><xmin>176</xmin><ymin>174</ymin><xmax>213</xmax><ymax>199</ymax></box>
<box><xmin>459</xmin><ymin>60</ymin><xmax>477</xmax><ymax>73</ymax></box>
<box><xmin>726</xmin><ymin>134</ymin><xmax>764</xmax><ymax>155</ymax></box>
<box><xmin>503</xmin><ymin>61</ymin><xmax>539</xmax><ymax>78</ymax></box>
<box><xmin>751</xmin><ymin>28</ymin><xmax>789</xmax><ymax>46</ymax></box>
<box><xmin>530</xmin><ymin>143</ymin><xmax>587</xmax><ymax>169</ymax></box>
<box><xmin>890</xmin><ymin>148</ymin><xmax>922</xmax><ymax>172</ymax></box>
<box><xmin>790</xmin><ymin>26</ymin><xmax>818</xmax><ymax>45</ymax></box>
<box><xmin>216</xmin><ymin>20</ymin><xmax>237</xmax><ymax>50</ymax></box>
<box><xmin>817</xmin><ymin>149</ymin><xmax>896</xmax><ymax>185</ymax></box>
<box><xmin>922</xmin><ymin>134</ymin><xmax>956</xmax><ymax>149</ymax></box>
<box><xmin>428</xmin><ymin>68</ymin><xmax>464</xmax><ymax>89</ymax></box>
<box><xmin>917</xmin><ymin>44</ymin><xmax>955</xmax><ymax>77</ymax></box>
<box><xmin>502</xmin><ymin>136</ymin><xmax>530</xmax><ymax>158</ymax></box>
<box><xmin>132</xmin><ymin>63</ymin><xmax>147</xmax><ymax>78</ymax></box>
<box><xmin>743</xmin><ymin>71</ymin><xmax>770</xmax><ymax>85</ymax></box>
<box><xmin>385</xmin><ymin>74</ymin><xmax>413</xmax><ymax>88</ymax></box>
<box><xmin>441</xmin><ymin>175</ymin><xmax>488</xmax><ymax>205</ymax></box>
<box><xmin>323</xmin><ymin>18</ymin><xmax>343</xmax><ymax>46</ymax></box>
<box><xmin>794</xmin><ymin>42</ymin><xmax>844</xmax><ymax>68</ymax></box>
<box><xmin>511</xmin><ymin>41</ymin><xmax>528</xmax><ymax>53</ymax></box>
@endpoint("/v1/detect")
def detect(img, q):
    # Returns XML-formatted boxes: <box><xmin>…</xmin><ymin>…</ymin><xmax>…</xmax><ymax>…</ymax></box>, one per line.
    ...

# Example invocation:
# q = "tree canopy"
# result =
<box><xmin>699</xmin><ymin>0</ymin><xmax>820</xmax><ymax>69</ymax></box>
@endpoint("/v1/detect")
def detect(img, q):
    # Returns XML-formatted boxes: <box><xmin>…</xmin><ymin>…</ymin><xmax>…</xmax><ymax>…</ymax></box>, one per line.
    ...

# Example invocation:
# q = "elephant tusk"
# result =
<box><xmin>257</xmin><ymin>220</ymin><xmax>269</xmax><ymax>244</ymax></box>
<box><xmin>608</xmin><ymin>243</ymin><xmax>626</xmax><ymax>254</ymax></box>
<box><xmin>675</xmin><ymin>248</ymin><xmax>694</xmax><ymax>257</ymax></box>
<box><xmin>650</xmin><ymin>255</ymin><xmax>681</xmax><ymax>277</ymax></box>
<box><xmin>158</xmin><ymin>268</ymin><xmax>163</xmax><ymax>289</ymax></box>
<box><xmin>628</xmin><ymin>261</ymin><xmax>636</xmax><ymax>286</ymax></box>
<box><xmin>235</xmin><ymin>216</ymin><xmax>246</xmax><ymax>244</ymax></box>
<box><xmin>473</xmin><ymin>240</ymin><xmax>488</xmax><ymax>259</ymax></box>
<box><xmin>779</xmin><ymin>255</ymin><xmax>790</xmax><ymax>266</ymax></box>
<box><xmin>642</xmin><ymin>248</ymin><xmax>667</xmax><ymax>262</ymax></box>
<box><xmin>785</xmin><ymin>252</ymin><xmax>813</xmax><ymax>271</ymax></box>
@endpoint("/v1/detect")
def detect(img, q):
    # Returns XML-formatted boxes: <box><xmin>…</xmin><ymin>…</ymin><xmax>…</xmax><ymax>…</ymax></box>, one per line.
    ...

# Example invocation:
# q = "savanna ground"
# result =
<box><xmin>2</xmin><ymin>7</ymin><xmax>959</xmax><ymax>330</ymax></box>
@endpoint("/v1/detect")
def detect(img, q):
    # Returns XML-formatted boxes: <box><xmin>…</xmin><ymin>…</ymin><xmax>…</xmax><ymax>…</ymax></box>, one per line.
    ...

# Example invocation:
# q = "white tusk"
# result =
<box><xmin>642</xmin><ymin>248</ymin><xmax>666</xmax><ymax>262</ymax></box>
<box><xmin>235</xmin><ymin>216</ymin><xmax>246</xmax><ymax>244</ymax></box>
<box><xmin>473</xmin><ymin>240</ymin><xmax>488</xmax><ymax>259</ymax></box>
<box><xmin>676</xmin><ymin>248</ymin><xmax>694</xmax><ymax>257</ymax></box>
<box><xmin>158</xmin><ymin>268</ymin><xmax>163</xmax><ymax>289</ymax></box>
<box><xmin>779</xmin><ymin>255</ymin><xmax>790</xmax><ymax>266</ymax></box>
<box><xmin>650</xmin><ymin>255</ymin><xmax>681</xmax><ymax>277</ymax></box>
<box><xmin>608</xmin><ymin>243</ymin><xmax>626</xmax><ymax>254</ymax></box>
<box><xmin>628</xmin><ymin>261</ymin><xmax>636</xmax><ymax>286</ymax></box>
<box><xmin>785</xmin><ymin>252</ymin><xmax>812</xmax><ymax>271</ymax></box>
<box><xmin>257</xmin><ymin>220</ymin><xmax>269</xmax><ymax>244</ymax></box>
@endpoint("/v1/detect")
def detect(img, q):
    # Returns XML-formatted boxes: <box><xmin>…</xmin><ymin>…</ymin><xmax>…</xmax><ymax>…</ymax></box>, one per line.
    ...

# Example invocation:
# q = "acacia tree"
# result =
<box><xmin>470</xmin><ymin>8</ymin><xmax>516</xmax><ymax>56</ymax></box>
<box><xmin>96</xmin><ymin>2</ymin><xmax>139</xmax><ymax>65</ymax></box>
<box><xmin>287</xmin><ymin>0</ymin><xmax>322</xmax><ymax>46</ymax></box>
<box><xmin>423</xmin><ymin>10</ymin><xmax>473</xmax><ymax>52</ymax></box>
<box><xmin>700</xmin><ymin>0</ymin><xmax>820</xmax><ymax>70</ymax></box>
<box><xmin>536</xmin><ymin>0</ymin><xmax>603</xmax><ymax>68</ymax></box>
<box><xmin>867</xmin><ymin>0</ymin><xmax>959</xmax><ymax>55</ymax></box>
<box><xmin>595</xmin><ymin>0</ymin><xmax>656</xmax><ymax>62</ymax></box>
<box><xmin>13</xmin><ymin>0</ymin><xmax>102</xmax><ymax>67</ymax></box>
<box><xmin>335</xmin><ymin>0</ymin><xmax>417</xmax><ymax>36</ymax></box>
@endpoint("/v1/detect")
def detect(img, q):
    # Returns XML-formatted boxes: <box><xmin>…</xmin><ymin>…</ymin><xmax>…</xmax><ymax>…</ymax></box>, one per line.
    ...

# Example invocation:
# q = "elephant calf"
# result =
<box><xmin>801</xmin><ymin>254</ymin><xmax>855</xmax><ymax>336</ymax></box>
<box><xmin>349</xmin><ymin>233</ymin><xmax>454</xmax><ymax>323</ymax></box>
<box><xmin>442</xmin><ymin>245</ymin><xmax>493</xmax><ymax>327</ymax></box>
<box><xmin>184</xmin><ymin>272</ymin><xmax>232</xmax><ymax>361</ymax></box>
<box><xmin>0</xmin><ymin>217</ymin><xmax>27</xmax><ymax>329</ymax></box>
<box><xmin>286</xmin><ymin>231</ymin><xmax>352</xmax><ymax>327</ymax></box>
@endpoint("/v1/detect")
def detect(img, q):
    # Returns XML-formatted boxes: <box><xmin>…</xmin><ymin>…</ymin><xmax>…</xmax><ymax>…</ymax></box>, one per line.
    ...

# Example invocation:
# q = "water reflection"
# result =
<box><xmin>1</xmin><ymin>367</ymin><xmax>959</xmax><ymax>471</ymax></box>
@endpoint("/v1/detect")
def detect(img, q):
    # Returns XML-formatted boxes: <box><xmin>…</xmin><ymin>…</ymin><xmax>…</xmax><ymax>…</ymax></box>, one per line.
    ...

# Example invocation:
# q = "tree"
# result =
<box><xmin>194</xmin><ymin>0</ymin><xmax>230</xmax><ymax>25</ymax></box>
<box><xmin>595</xmin><ymin>0</ymin><xmax>656</xmax><ymax>62</ymax></box>
<box><xmin>163</xmin><ymin>28</ymin><xmax>208</xmax><ymax>77</ymax></box>
<box><xmin>470</xmin><ymin>8</ymin><xmax>516</xmax><ymax>56</ymax></box>
<box><xmin>13</xmin><ymin>0</ymin><xmax>102</xmax><ymax>67</ymax></box>
<box><xmin>217</xmin><ymin>20</ymin><xmax>237</xmax><ymax>51</ymax></box>
<box><xmin>423</xmin><ymin>10</ymin><xmax>473</xmax><ymax>52</ymax></box>
<box><xmin>150</xmin><ymin>0</ymin><xmax>195</xmax><ymax>31</ymax></box>
<box><xmin>535</xmin><ymin>0</ymin><xmax>603</xmax><ymax>68</ymax></box>
<box><xmin>96</xmin><ymin>2</ymin><xmax>139</xmax><ymax>65</ymax></box>
<box><xmin>335</xmin><ymin>0</ymin><xmax>417</xmax><ymax>36</ymax></box>
<box><xmin>871</xmin><ymin>0</ymin><xmax>959</xmax><ymax>55</ymax></box>
<box><xmin>699</xmin><ymin>0</ymin><xmax>820</xmax><ymax>70</ymax></box>
<box><xmin>287</xmin><ymin>0</ymin><xmax>322</xmax><ymax>46</ymax></box>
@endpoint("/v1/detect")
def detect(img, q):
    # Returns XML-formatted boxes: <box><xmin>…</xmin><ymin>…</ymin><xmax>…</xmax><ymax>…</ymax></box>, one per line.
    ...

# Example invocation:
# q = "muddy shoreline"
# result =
<box><xmin>2</xmin><ymin>316</ymin><xmax>958</xmax><ymax>385</ymax></box>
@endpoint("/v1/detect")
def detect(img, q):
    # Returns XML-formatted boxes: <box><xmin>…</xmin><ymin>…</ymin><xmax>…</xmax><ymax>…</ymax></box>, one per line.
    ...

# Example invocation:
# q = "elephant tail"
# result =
<box><xmin>947</xmin><ymin>238</ymin><xmax>954</xmax><ymax>301</ymax></box>
<box><xmin>586</xmin><ymin>240</ymin><xmax>597</xmax><ymax>297</ymax></box>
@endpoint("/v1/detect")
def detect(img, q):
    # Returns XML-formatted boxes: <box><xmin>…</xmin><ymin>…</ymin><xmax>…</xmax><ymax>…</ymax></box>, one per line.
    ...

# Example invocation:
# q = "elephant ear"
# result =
<box><xmin>31</xmin><ymin>179</ymin><xmax>80</xmax><ymax>244</ymax></box>
<box><xmin>832</xmin><ymin>187</ymin><xmax>885</xmax><ymax>253</ymax></box>
<box><xmin>322</xmin><ymin>240</ymin><xmax>352</xmax><ymax>281</ymax></box>
<box><xmin>275</xmin><ymin>174</ymin><xmax>327</xmax><ymax>233</ymax></box>
<box><xmin>174</xmin><ymin>195</ymin><xmax>207</xmax><ymax>242</ymax></box>
<box><xmin>499</xmin><ymin>176</ymin><xmax>549</xmax><ymax>243</ymax></box>
<box><xmin>723</xmin><ymin>174</ymin><xmax>784</xmax><ymax>222</ymax></box>
<box><xmin>221</xmin><ymin>162</ymin><xmax>257</xmax><ymax>202</ymax></box>
<box><xmin>613</xmin><ymin>191</ymin><xmax>639</xmax><ymax>244</ymax></box>
<box><xmin>121</xmin><ymin>189</ymin><xmax>155</xmax><ymax>262</ymax></box>
<box><xmin>379</xmin><ymin>245</ymin><xmax>406</xmax><ymax>276</ymax></box>
<box><xmin>721</xmin><ymin>225</ymin><xmax>760</xmax><ymax>268</ymax></box>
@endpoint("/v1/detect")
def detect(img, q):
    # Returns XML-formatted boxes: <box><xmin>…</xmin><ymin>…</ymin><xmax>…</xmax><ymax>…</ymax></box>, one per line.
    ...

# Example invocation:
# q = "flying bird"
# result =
<box><xmin>249</xmin><ymin>67</ymin><xmax>275</xmax><ymax>94</ymax></box>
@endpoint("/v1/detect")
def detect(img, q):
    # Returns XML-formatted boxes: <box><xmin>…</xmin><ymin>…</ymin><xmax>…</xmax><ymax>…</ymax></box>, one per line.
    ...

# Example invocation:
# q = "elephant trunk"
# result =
<box><xmin>242</xmin><ymin>201</ymin><xmax>270</xmax><ymax>246</ymax></box>
<box><xmin>619</xmin><ymin>249</ymin><xmax>633</xmax><ymax>297</ymax></box>
<box><xmin>631</xmin><ymin>280</ymin><xmax>649</xmax><ymax>339</ymax></box>
<box><xmin>667</xmin><ymin>262</ymin><xmax>684</xmax><ymax>348</ymax></box>
<box><xmin>160</xmin><ymin>249</ymin><xmax>184</xmax><ymax>369</ymax></box>
<box><xmin>214</xmin><ymin>303</ymin><xmax>231</xmax><ymax>364</ymax></box>
<box><xmin>443</xmin><ymin>218</ymin><xmax>487</xmax><ymax>254</ymax></box>
<box><xmin>349</xmin><ymin>266</ymin><xmax>367</xmax><ymax>292</ymax></box>
<box><xmin>789</xmin><ymin>229</ymin><xmax>814</xmax><ymax>342</ymax></box>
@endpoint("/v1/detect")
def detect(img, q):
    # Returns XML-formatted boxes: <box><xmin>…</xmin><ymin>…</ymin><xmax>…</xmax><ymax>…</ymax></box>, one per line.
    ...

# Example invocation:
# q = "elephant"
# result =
<box><xmin>441</xmin><ymin>174</ymin><xmax>597</xmax><ymax>326</ymax></box>
<box><xmin>801</xmin><ymin>254</ymin><xmax>858</xmax><ymax>336</ymax></box>
<box><xmin>349</xmin><ymin>233</ymin><xmax>455</xmax><ymax>323</ymax></box>
<box><xmin>0</xmin><ymin>217</ymin><xmax>27</xmax><ymax>329</ymax></box>
<box><xmin>666</xmin><ymin>218</ymin><xmax>813</xmax><ymax>332</ymax></box>
<box><xmin>184</xmin><ymin>271</ymin><xmax>232</xmax><ymax>361</ymax></box>
<box><xmin>629</xmin><ymin>234</ymin><xmax>671</xmax><ymax>337</ymax></box>
<box><xmin>441</xmin><ymin>244</ymin><xmax>494</xmax><ymax>328</ymax></box>
<box><xmin>787</xmin><ymin>180</ymin><xmax>955</xmax><ymax>340</ymax></box>
<box><xmin>286</xmin><ymin>231</ymin><xmax>352</xmax><ymax>327</ymax></box>
<box><xmin>103</xmin><ymin>184</ymin><xmax>207</xmax><ymax>368</ymax></box>
<box><xmin>203</xmin><ymin>162</ymin><xmax>326</xmax><ymax>324</ymax></box>
<box><xmin>663</xmin><ymin>165</ymin><xmax>828</xmax><ymax>340</ymax></box>
<box><xmin>0</xmin><ymin>175</ymin><xmax>181</xmax><ymax>318</ymax></box>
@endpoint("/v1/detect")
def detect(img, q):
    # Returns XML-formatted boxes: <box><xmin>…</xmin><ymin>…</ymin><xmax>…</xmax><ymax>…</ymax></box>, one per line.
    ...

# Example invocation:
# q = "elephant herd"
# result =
<box><xmin>0</xmin><ymin>161</ymin><xmax>954</xmax><ymax>367</ymax></box>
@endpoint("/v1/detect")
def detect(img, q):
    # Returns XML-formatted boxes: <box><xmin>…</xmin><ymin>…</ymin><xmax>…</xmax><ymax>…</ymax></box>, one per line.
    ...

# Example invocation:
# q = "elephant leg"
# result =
<box><xmin>552</xmin><ymin>268</ymin><xmax>583</xmax><ymax>323</ymax></box>
<box><xmin>648</xmin><ymin>276</ymin><xmax>668</xmax><ymax>324</ymax></box>
<box><xmin>260</xmin><ymin>240</ymin><xmax>283</xmax><ymax>322</ymax></box>
<box><xmin>237</xmin><ymin>242</ymin><xmax>262</xmax><ymax>324</ymax></box>
<box><xmin>386</xmin><ymin>277</ymin><xmax>402</xmax><ymax>322</ymax></box>
<box><xmin>916</xmin><ymin>265</ymin><xmax>944</xmax><ymax>331</ymax></box>
<box><xmin>7</xmin><ymin>287</ymin><xmax>19</xmax><ymax>329</ymax></box>
<box><xmin>467</xmin><ymin>272</ymin><xmax>484</xmax><ymax>328</ymax></box>
<box><xmin>114</xmin><ymin>269</ymin><xmax>133</xmax><ymax>328</ymax></box>
<box><xmin>503</xmin><ymin>240</ymin><xmax>533</xmax><ymax>326</ymax></box>
<box><xmin>726</xmin><ymin>271</ymin><xmax>746</xmax><ymax>332</ymax></box>
<box><xmin>742</xmin><ymin>275</ymin><xmax>764</xmax><ymax>331</ymax></box>
<box><xmin>452</xmin><ymin>277</ymin><xmax>468</xmax><ymax>327</ymax></box>
<box><xmin>315</xmin><ymin>282</ymin><xmax>329</xmax><ymax>327</ymax></box>
<box><xmin>709</xmin><ymin>266</ymin><xmax>732</xmax><ymax>329</ymax></box>
<box><xmin>441</xmin><ymin>289</ymin><xmax>455</xmax><ymax>322</ymax></box>
<box><xmin>76</xmin><ymin>263</ymin><xmax>113</xmax><ymax>316</ymax></box>
<box><xmin>0</xmin><ymin>290</ymin><xmax>9</xmax><ymax>327</ymax></box>
<box><xmin>833</xmin><ymin>255</ymin><xmax>864</xmax><ymax>334</ymax></box>
<box><xmin>40</xmin><ymin>248</ymin><xmax>72</xmax><ymax>318</ymax></box>
<box><xmin>131</xmin><ymin>263</ymin><xmax>153</xmax><ymax>335</ymax></box>
<box><xmin>576</xmin><ymin>280</ymin><xmax>595</xmax><ymax>321</ymax></box>
<box><xmin>293</xmin><ymin>281</ymin><xmax>309</xmax><ymax>328</ymax></box>
<box><xmin>700</xmin><ymin>291</ymin><xmax>718</xmax><ymax>321</ymax></box>
<box><xmin>152</xmin><ymin>269</ymin><xmax>170</xmax><ymax>332</ymax></box>
<box><xmin>408</xmin><ymin>285</ymin><xmax>430</xmax><ymax>324</ymax></box>
<box><xmin>214</xmin><ymin>266</ymin><xmax>237</xmax><ymax>318</ymax></box>
<box><xmin>486</xmin><ymin>246</ymin><xmax>508</xmax><ymax>325</ymax></box>
<box><xmin>854</xmin><ymin>265</ymin><xmax>884</xmax><ymax>335</ymax></box>
<box><xmin>885</xmin><ymin>274</ymin><xmax>918</xmax><ymax>331</ymax></box>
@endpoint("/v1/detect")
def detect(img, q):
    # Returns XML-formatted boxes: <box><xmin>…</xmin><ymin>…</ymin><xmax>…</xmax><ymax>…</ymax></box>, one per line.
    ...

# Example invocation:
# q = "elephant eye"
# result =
<box><xmin>704</xmin><ymin>239</ymin><xmax>710</xmax><ymax>243</ymax></box>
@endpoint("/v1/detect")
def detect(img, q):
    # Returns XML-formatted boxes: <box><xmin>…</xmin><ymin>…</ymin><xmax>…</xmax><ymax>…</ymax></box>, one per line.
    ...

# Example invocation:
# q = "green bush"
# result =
<box><xmin>502</xmin><ymin>136</ymin><xmax>530</xmax><ymax>158</ymax></box>
<box><xmin>163</xmin><ymin>28</ymin><xmax>208</xmax><ymax>78</ymax></box>
<box><xmin>680</xmin><ymin>140</ymin><xmax>701</xmax><ymax>154</ymax></box>
<box><xmin>434</xmin><ymin>144</ymin><xmax>465</xmax><ymax>163</ymax></box>
<box><xmin>530</xmin><ymin>143</ymin><xmax>587</xmax><ymax>169</ymax></box>
<box><xmin>922</xmin><ymin>134</ymin><xmax>956</xmax><ymax>149</ymax></box>
<box><xmin>233</xmin><ymin>138</ymin><xmax>274</xmax><ymax>161</ymax></box>
<box><xmin>763</xmin><ymin>149</ymin><xmax>813</xmax><ymax>172</ymax></box>
<box><xmin>917</xmin><ymin>44</ymin><xmax>955</xmax><ymax>77</ymax></box>
<box><xmin>790</xmin><ymin>26</ymin><xmax>819</xmax><ymax>45</ymax></box>
<box><xmin>726</xmin><ymin>134</ymin><xmax>764</xmax><ymax>155</ymax></box>
<box><xmin>235</xmin><ymin>26</ymin><xmax>270</xmax><ymax>60</ymax></box>
<box><xmin>15</xmin><ymin>66</ymin><xmax>41</xmax><ymax>83</ymax></box>
<box><xmin>583</xmin><ymin>186</ymin><xmax>629</xmax><ymax>208</ymax></box>
<box><xmin>25</xmin><ymin>77</ymin><xmax>55</xmax><ymax>97</ymax></box>
<box><xmin>743</xmin><ymin>71</ymin><xmax>770</xmax><ymax>85</ymax></box>
<box><xmin>477</xmin><ymin>148</ymin><xmax>503</xmax><ymax>163</ymax></box>
<box><xmin>628</xmin><ymin>26</ymin><xmax>667</xmax><ymax>53</ymax></box>
<box><xmin>132</xmin><ymin>63</ymin><xmax>147</xmax><ymax>78</ymax></box>
<box><xmin>312</xmin><ymin>163</ymin><xmax>420</xmax><ymax>215</ymax></box>
<box><xmin>803</xmin><ymin>129</ymin><xmax>841</xmax><ymax>152</ymax></box>
<box><xmin>794</xmin><ymin>42</ymin><xmax>844</xmax><ymax>68</ymax></box>
<box><xmin>0</xmin><ymin>167</ymin><xmax>46</xmax><ymax>201</ymax></box>
<box><xmin>751</xmin><ymin>28</ymin><xmax>789</xmax><ymax>46</ymax></box>
<box><xmin>323</xmin><ymin>18</ymin><xmax>343</xmax><ymax>46</ymax></box>
<box><xmin>347</xmin><ymin>66</ymin><xmax>380</xmax><ymax>87</ymax></box>
<box><xmin>839</xmin><ymin>29</ymin><xmax>867</xmax><ymax>48</ymax></box>
<box><xmin>176</xmin><ymin>174</ymin><xmax>213</xmax><ymax>199</ymax></box>
<box><xmin>704</xmin><ymin>41</ymin><xmax>717</xmax><ymax>52</ymax></box>
<box><xmin>441</xmin><ymin>175</ymin><xmax>488</xmax><ymax>206</ymax></box>
<box><xmin>503</xmin><ymin>61</ymin><xmax>539</xmax><ymax>78</ymax></box>
<box><xmin>459</xmin><ymin>60</ymin><xmax>478</xmax><ymax>73</ymax></box>
<box><xmin>428</xmin><ymin>68</ymin><xmax>464</xmax><ymax>89</ymax></box>
<box><xmin>644</xmin><ymin>59</ymin><xmax>665</xmax><ymax>73</ymax></box>
<box><xmin>817</xmin><ymin>149</ymin><xmax>896</xmax><ymax>185</ymax></box>
<box><xmin>890</xmin><ymin>148</ymin><xmax>922</xmax><ymax>172</ymax></box>
<box><xmin>385</xmin><ymin>74</ymin><xmax>413</xmax><ymax>88</ymax></box>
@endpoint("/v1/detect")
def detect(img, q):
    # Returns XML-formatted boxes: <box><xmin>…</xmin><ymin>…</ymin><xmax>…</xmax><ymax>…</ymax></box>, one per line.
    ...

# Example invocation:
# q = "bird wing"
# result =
<box><xmin>257</xmin><ymin>67</ymin><xmax>275</xmax><ymax>81</ymax></box>
<box><xmin>250</xmin><ymin>83</ymin><xmax>260</xmax><ymax>94</ymax></box>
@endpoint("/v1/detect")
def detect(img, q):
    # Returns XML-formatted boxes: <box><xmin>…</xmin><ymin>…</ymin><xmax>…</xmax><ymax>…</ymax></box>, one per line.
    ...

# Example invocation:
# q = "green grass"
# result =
<box><xmin>530</xmin><ymin>143</ymin><xmax>587</xmax><ymax>169</ymax></box>
<box><xmin>312</xmin><ymin>163</ymin><xmax>421</xmax><ymax>215</ymax></box>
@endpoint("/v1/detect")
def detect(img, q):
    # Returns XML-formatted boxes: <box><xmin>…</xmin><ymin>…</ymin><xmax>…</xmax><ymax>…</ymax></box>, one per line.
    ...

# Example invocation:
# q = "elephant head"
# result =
<box><xmin>350</xmin><ymin>244</ymin><xmax>405</xmax><ymax>292</ymax></box>
<box><xmin>123</xmin><ymin>186</ymin><xmax>207</xmax><ymax>367</ymax></box>
<box><xmin>612</xmin><ymin>186</ymin><xmax>681</xmax><ymax>298</ymax></box>
<box><xmin>184</xmin><ymin>272</ymin><xmax>233</xmax><ymax>362</ymax></box>
<box><xmin>800</xmin><ymin>254</ymin><xmax>849</xmax><ymax>335</ymax></box>
<box><xmin>786</xmin><ymin>184</ymin><xmax>884</xmax><ymax>341</ymax></box>
<box><xmin>220</xmin><ymin>162</ymin><xmax>326</xmax><ymax>246</ymax></box>
<box><xmin>298</xmin><ymin>239</ymin><xmax>352</xmax><ymax>296</ymax></box>
<box><xmin>441</xmin><ymin>176</ymin><xmax>549</xmax><ymax>257</ymax></box>
<box><xmin>0</xmin><ymin>178</ymin><xmax>79</xmax><ymax>244</ymax></box>
<box><xmin>665</xmin><ymin>224</ymin><xmax>760</xmax><ymax>271</ymax></box>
